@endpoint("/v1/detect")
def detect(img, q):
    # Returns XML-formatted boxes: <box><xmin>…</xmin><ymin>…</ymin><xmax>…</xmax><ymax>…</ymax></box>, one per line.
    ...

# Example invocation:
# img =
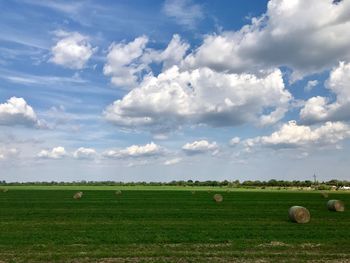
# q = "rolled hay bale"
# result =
<box><xmin>191</xmin><ymin>191</ymin><xmax>196</xmax><ymax>195</ymax></box>
<box><xmin>115</xmin><ymin>190</ymin><xmax>122</xmax><ymax>196</ymax></box>
<box><xmin>327</xmin><ymin>200</ymin><xmax>345</xmax><ymax>212</ymax></box>
<box><xmin>73</xmin><ymin>191</ymin><xmax>83</xmax><ymax>200</ymax></box>
<box><xmin>213</xmin><ymin>194</ymin><xmax>223</xmax><ymax>203</ymax></box>
<box><xmin>288</xmin><ymin>206</ymin><xmax>310</xmax><ymax>224</ymax></box>
<box><xmin>1</xmin><ymin>188</ymin><xmax>8</xmax><ymax>193</ymax></box>
<box><xmin>321</xmin><ymin>192</ymin><xmax>329</xmax><ymax>199</ymax></box>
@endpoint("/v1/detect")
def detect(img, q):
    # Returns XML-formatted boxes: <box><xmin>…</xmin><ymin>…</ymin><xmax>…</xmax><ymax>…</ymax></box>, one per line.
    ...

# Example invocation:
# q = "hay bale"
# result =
<box><xmin>288</xmin><ymin>206</ymin><xmax>310</xmax><ymax>224</ymax></box>
<box><xmin>321</xmin><ymin>192</ymin><xmax>328</xmax><ymax>198</ymax></box>
<box><xmin>1</xmin><ymin>188</ymin><xmax>8</xmax><ymax>193</ymax></box>
<box><xmin>213</xmin><ymin>194</ymin><xmax>223</xmax><ymax>203</ymax></box>
<box><xmin>327</xmin><ymin>200</ymin><xmax>345</xmax><ymax>212</ymax></box>
<box><xmin>115</xmin><ymin>190</ymin><xmax>122</xmax><ymax>196</ymax></box>
<box><xmin>73</xmin><ymin>191</ymin><xmax>83</xmax><ymax>200</ymax></box>
<box><xmin>191</xmin><ymin>191</ymin><xmax>196</xmax><ymax>195</ymax></box>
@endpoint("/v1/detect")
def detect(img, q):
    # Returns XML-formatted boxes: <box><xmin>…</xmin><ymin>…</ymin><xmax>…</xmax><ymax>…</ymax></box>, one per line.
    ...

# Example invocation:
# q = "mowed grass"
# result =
<box><xmin>0</xmin><ymin>189</ymin><xmax>349</xmax><ymax>262</ymax></box>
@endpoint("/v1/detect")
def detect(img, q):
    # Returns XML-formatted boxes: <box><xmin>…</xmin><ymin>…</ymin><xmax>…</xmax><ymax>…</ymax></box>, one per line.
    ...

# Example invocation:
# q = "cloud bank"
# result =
<box><xmin>245</xmin><ymin>120</ymin><xmax>350</xmax><ymax>150</ymax></box>
<box><xmin>104</xmin><ymin>66</ymin><xmax>291</xmax><ymax>132</ymax></box>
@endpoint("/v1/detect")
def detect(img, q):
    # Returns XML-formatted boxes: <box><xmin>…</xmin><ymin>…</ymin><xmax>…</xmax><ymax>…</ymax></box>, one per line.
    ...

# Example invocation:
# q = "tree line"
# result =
<box><xmin>0</xmin><ymin>179</ymin><xmax>349</xmax><ymax>188</ymax></box>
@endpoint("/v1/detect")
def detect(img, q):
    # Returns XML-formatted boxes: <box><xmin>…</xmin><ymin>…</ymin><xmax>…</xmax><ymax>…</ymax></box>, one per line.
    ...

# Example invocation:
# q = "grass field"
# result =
<box><xmin>0</xmin><ymin>188</ymin><xmax>349</xmax><ymax>262</ymax></box>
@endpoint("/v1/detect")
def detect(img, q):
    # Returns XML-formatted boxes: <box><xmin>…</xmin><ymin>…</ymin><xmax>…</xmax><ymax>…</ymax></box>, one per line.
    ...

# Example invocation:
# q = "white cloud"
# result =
<box><xmin>183</xmin><ymin>0</ymin><xmax>350</xmax><ymax>79</ymax></box>
<box><xmin>103</xmin><ymin>36</ymin><xmax>149</xmax><ymax>89</ymax></box>
<box><xmin>143</xmin><ymin>34</ymin><xmax>189</xmax><ymax>70</ymax></box>
<box><xmin>1</xmin><ymin>72</ymin><xmax>87</xmax><ymax>86</ymax></box>
<box><xmin>304</xmin><ymin>80</ymin><xmax>318</xmax><ymax>92</ymax></box>
<box><xmin>229</xmin><ymin>137</ymin><xmax>241</xmax><ymax>146</ymax></box>
<box><xmin>104</xmin><ymin>35</ymin><xmax>189</xmax><ymax>89</ymax></box>
<box><xmin>164</xmin><ymin>157</ymin><xmax>182</xmax><ymax>165</ymax></box>
<box><xmin>104</xmin><ymin>66</ymin><xmax>291</xmax><ymax>132</ymax></box>
<box><xmin>327</xmin><ymin>61</ymin><xmax>350</xmax><ymax>99</ymax></box>
<box><xmin>300</xmin><ymin>96</ymin><xmax>329</xmax><ymax>123</ymax></box>
<box><xmin>182</xmin><ymin>140</ymin><xmax>218</xmax><ymax>155</ymax></box>
<box><xmin>103</xmin><ymin>142</ymin><xmax>164</xmax><ymax>159</ymax></box>
<box><xmin>245</xmin><ymin>120</ymin><xmax>350</xmax><ymax>150</ymax></box>
<box><xmin>300</xmin><ymin>62</ymin><xmax>350</xmax><ymax>123</ymax></box>
<box><xmin>163</xmin><ymin>0</ymin><xmax>204</xmax><ymax>29</ymax></box>
<box><xmin>73</xmin><ymin>147</ymin><xmax>97</xmax><ymax>159</ymax></box>
<box><xmin>37</xmin><ymin>146</ymin><xmax>67</xmax><ymax>159</ymax></box>
<box><xmin>0</xmin><ymin>97</ymin><xmax>42</xmax><ymax>127</ymax></box>
<box><xmin>50</xmin><ymin>31</ymin><xmax>95</xmax><ymax>69</ymax></box>
<box><xmin>23</xmin><ymin>1</ymin><xmax>83</xmax><ymax>15</ymax></box>
<box><xmin>0</xmin><ymin>148</ymin><xmax>19</xmax><ymax>160</ymax></box>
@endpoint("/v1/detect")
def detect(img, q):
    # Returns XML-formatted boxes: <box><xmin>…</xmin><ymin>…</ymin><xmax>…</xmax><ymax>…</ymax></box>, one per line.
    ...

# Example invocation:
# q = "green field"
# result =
<box><xmin>0</xmin><ymin>188</ymin><xmax>349</xmax><ymax>262</ymax></box>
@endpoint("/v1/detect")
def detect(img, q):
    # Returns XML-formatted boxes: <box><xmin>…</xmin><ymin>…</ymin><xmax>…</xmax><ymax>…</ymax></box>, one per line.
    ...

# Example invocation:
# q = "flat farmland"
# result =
<box><xmin>0</xmin><ymin>188</ymin><xmax>349</xmax><ymax>262</ymax></box>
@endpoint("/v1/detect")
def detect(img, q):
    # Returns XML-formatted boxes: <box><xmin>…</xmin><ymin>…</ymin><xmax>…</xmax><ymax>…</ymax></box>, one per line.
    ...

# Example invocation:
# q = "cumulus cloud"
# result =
<box><xmin>0</xmin><ymin>97</ymin><xmax>43</xmax><ymax>127</ymax></box>
<box><xmin>103</xmin><ymin>142</ymin><xmax>164</xmax><ymax>159</ymax></box>
<box><xmin>50</xmin><ymin>31</ymin><xmax>95</xmax><ymax>69</ymax></box>
<box><xmin>300</xmin><ymin>62</ymin><xmax>350</xmax><ymax>123</ymax></box>
<box><xmin>104</xmin><ymin>35</ymin><xmax>189</xmax><ymax>89</ymax></box>
<box><xmin>304</xmin><ymin>80</ymin><xmax>318</xmax><ymax>92</ymax></box>
<box><xmin>73</xmin><ymin>147</ymin><xmax>97</xmax><ymax>159</ymax></box>
<box><xmin>182</xmin><ymin>140</ymin><xmax>218</xmax><ymax>155</ymax></box>
<box><xmin>300</xmin><ymin>96</ymin><xmax>329</xmax><ymax>123</ymax></box>
<box><xmin>37</xmin><ymin>146</ymin><xmax>67</xmax><ymax>159</ymax></box>
<box><xmin>162</xmin><ymin>0</ymin><xmax>204</xmax><ymax>29</ymax></box>
<box><xmin>245</xmin><ymin>120</ymin><xmax>350</xmax><ymax>150</ymax></box>
<box><xmin>183</xmin><ymin>0</ymin><xmax>350</xmax><ymax>79</ymax></box>
<box><xmin>104</xmin><ymin>66</ymin><xmax>291</xmax><ymax>132</ymax></box>
<box><xmin>103</xmin><ymin>36</ymin><xmax>149</xmax><ymax>89</ymax></box>
<box><xmin>144</xmin><ymin>34</ymin><xmax>189</xmax><ymax>70</ymax></box>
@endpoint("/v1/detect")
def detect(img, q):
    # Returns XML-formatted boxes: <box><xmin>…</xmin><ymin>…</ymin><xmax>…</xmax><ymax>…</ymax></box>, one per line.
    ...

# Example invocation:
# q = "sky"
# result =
<box><xmin>1</xmin><ymin>0</ymin><xmax>350</xmax><ymax>182</ymax></box>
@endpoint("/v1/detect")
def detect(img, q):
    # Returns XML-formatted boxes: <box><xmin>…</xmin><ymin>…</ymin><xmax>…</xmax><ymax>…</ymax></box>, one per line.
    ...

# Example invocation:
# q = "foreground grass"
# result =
<box><xmin>0</xmin><ymin>189</ymin><xmax>349</xmax><ymax>262</ymax></box>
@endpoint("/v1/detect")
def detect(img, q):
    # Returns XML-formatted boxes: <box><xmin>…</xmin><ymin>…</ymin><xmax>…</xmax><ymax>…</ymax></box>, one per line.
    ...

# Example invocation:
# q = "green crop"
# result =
<box><xmin>0</xmin><ymin>189</ymin><xmax>349</xmax><ymax>262</ymax></box>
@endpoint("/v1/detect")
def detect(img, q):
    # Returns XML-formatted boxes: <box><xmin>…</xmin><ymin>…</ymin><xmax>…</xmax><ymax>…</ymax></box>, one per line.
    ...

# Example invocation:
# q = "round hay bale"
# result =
<box><xmin>73</xmin><ymin>191</ymin><xmax>83</xmax><ymax>200</ymax></box>
<box><xmin>213</xmin><ymin>194</ymin><xmax>223</xmax><ymax>203</ymax></box>
<box><xmin>115</xmin><ymin>190</ymin><xmax>122</xmax><ymax>196</ymax></box>
<box><xmin>1</xmin><ymin>188</ymin><xmax>8</xmax><ymax>193</ymax></box>
<box><xmin>191</xmin><ymin>191</ymin><xmax>196</xmax><ymax>195</ymax></box>
<box><xmin>288</xmin><ymin>206</ymin><xmax>310</xmax><ymax>224</ymax></box>
<box><xmin>327</xmin><ymin>200</ymin><xmax>345</xmax><ymax>212</ymax></box>
<box><xmin>321</xmin><ymin>192</ymin><xmax>329</xmax><ymax>198</ymax></box>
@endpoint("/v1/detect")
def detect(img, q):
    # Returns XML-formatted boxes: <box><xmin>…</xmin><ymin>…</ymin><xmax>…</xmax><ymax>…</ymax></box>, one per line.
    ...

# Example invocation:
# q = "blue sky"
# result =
<box><xmin>1</xmin><ymin>0</ymin><xmax>350</xmax><ymax>182</ymax></box>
